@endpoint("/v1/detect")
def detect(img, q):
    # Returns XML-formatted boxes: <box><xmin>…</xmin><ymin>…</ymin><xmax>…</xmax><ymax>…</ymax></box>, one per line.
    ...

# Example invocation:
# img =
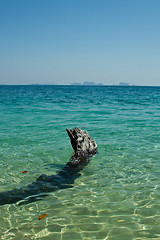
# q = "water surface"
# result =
<box><xmin>0</xmin><ymin>85</ymin><xmax>160</xmax><ymax>239</ymax></box>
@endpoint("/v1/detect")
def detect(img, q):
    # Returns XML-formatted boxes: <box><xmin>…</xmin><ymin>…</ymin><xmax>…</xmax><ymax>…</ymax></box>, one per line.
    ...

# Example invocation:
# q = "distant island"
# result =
<box><xmin>24</xmin><ymin>81</ymin><xmax>133</xmax><ymax>86</ymax></box>
<box><xmin>71</xmin><ymin>81</ymin><xmax>103</xmax><ymax>86</ymax></box>
<box><xmin>71</xmin><ymin>81</ymin><xmax>132</xmax><ymax>86</ymax></box>
<box><xmin>119</xmin><ymin>82</ymin><xmax>129</xmax><ymax>86</ymax></box>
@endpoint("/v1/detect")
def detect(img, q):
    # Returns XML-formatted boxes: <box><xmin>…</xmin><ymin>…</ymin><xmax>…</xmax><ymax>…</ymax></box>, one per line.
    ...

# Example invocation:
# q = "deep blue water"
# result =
<box><xmin>0</xmin><ymin>85</ymin><xmax>160</xmax><ymax>239</ymax></box>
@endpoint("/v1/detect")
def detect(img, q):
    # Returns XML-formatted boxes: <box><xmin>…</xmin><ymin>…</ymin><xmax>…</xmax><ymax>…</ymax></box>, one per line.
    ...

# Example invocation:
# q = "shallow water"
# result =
<box><xmin>0</xmin><ymin>85</ymin><xmax>160</xmax><ymax>239</ymax></box>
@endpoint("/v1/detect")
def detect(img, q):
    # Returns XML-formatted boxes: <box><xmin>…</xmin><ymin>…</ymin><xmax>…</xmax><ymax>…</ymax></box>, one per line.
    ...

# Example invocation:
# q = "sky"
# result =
<box><xmin>0</xmin><ymin>0</ymin><xmax>160</xmax><ymax>86</ymax></box>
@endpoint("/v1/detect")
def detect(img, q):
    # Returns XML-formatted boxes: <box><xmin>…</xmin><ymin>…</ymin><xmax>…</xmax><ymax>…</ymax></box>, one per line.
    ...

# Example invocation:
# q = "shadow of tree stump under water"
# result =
<box><xmin>0</xmin><ymin>128</ymin><xmax>98</xmax><ymax>206</ymax></box>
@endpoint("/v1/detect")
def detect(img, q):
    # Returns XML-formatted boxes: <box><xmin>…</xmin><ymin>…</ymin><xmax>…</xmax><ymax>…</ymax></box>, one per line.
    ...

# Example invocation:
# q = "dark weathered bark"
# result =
<box><xmin>66</xmin><ymin>127</ymin><xmax>98</xmax><ymax>164</ymax></box>
<box><xmin>0</xmin><ymin>128</ymin><xmax>97</xmax><ymax>205</ymax></box>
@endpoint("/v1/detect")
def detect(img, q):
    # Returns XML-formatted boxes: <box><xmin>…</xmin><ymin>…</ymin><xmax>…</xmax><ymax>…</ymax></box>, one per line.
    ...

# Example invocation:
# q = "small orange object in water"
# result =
<box><xmin>39</xmin><ymin>214</ymin><xmax>48</xmax><ymax>220</ymax></box>
<box><xmin>22</xmin><ymin>171</ymin><xmax>28</xmax><ymax>174</ymax></box>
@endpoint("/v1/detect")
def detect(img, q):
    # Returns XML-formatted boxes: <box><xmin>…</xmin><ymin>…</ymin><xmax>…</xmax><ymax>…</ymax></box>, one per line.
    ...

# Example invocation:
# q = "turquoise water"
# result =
<box><xmin>0</xmin><ymin>85</ymin><xmax>160</xmax><ymax>239</ymax></box>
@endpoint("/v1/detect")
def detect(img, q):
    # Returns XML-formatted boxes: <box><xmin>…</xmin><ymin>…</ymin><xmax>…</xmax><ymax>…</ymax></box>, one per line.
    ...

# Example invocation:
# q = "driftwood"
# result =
<box><xmin>66</xmin><ymin>127</ymin><xmax>98</xmax><ymax>164</ymax></box>
<box><xmin>0</xmin><ymin>128</ymin><xmax>97</xmax><ymax>205</ymax></box>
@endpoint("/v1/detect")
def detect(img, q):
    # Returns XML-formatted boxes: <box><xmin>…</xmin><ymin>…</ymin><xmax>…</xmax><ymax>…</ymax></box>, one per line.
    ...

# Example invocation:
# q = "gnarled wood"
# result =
<box><xmin>66</xmin><ymin>127</ymin><xmax>98</xmax><ymax>164</ymax></box>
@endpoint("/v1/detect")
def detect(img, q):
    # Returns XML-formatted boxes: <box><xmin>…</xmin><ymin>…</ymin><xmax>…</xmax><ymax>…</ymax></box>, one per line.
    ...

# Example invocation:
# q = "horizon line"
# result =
<box><xmin>0</xmin><ymin>84</ymin><xmax>160</xmax><ymax>87</ymax></box>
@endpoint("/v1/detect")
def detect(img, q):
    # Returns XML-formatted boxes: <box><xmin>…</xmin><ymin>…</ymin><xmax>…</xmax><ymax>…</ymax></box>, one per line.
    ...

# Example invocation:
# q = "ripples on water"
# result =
<box><xmin>0</xmin><ymin>85</ymin><xmax>160</xmax><ymax>239</ymax></box>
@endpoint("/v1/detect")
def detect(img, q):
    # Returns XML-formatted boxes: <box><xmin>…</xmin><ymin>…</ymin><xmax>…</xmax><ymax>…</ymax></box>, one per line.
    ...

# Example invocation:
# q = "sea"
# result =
<box><xmin>0</xmin><ymin>85</ymin><xmax>160</xmax><ymax>240</ymax></box>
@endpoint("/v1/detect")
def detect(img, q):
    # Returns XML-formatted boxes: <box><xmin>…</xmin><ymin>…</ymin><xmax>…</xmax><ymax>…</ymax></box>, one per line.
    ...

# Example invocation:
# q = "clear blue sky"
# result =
<box><xmin>0</xmin><ymin>0</ymin><xmax>160</xmax><ymax>85</ymax></box>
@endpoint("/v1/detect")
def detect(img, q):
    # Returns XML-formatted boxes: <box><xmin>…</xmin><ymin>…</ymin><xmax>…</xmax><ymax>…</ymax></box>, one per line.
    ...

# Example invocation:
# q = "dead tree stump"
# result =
<box><xmin>66</xmin><ymin>127</ymin><xmax>98</xmax><ymax>165</ymax></box>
